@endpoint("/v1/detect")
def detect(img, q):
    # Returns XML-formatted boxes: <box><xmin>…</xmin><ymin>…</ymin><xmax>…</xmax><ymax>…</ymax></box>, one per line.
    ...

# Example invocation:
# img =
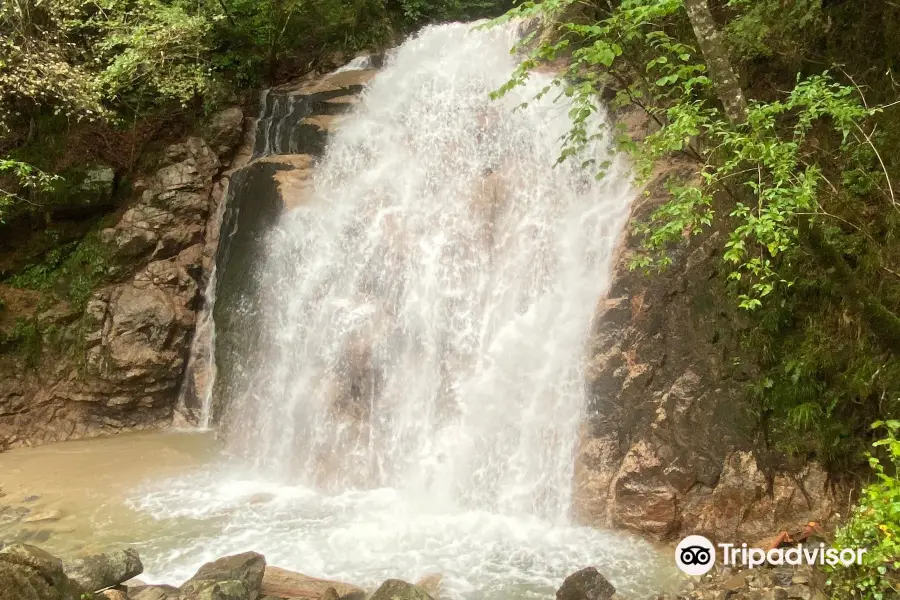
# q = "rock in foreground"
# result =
<box><xmin>63</xmin><ymin>547</ymin><xmax>143</xmax><ymax>592</ymax></box>
<box><xmin>556</xmin><ymin>567</ymin><xmax>616</xmax><ymax>600</ymax></box>
<box><xmin>179</xmin><ymin>551</ymin><xmax>266</xmax><ymax>600</ymax></box>
<box><xmin>0</xmin><ymin>544</ymin><xmax>85</xmax><ymax>600</ymax></box>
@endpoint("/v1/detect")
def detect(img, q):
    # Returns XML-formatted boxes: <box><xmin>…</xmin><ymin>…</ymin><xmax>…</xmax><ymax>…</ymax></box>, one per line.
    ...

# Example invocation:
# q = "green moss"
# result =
<box><xmin>5</xmin><ymin>226</ymin><xmax>115</xmax><ymax>309</ymax></box>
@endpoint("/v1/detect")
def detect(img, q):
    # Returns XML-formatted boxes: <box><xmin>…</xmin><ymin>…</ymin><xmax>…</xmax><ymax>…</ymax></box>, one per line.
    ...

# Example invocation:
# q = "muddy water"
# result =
<box><xmin>0</xmin><ymin>430</ymin><xmax>219</xmax><ymax>556</ymax></box>
<box><xmin>0</xmin><ymin>431</ymin><xmax>684</xmax><ymax>599</ymax></box>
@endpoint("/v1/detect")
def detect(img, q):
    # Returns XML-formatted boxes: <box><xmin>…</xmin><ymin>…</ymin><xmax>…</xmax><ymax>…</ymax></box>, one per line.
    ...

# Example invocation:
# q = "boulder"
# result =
<box><xmin>63</xmin><ymin>548</ymin><xmax>143</xmax><ymax>592</ymax></box>
<box><xmin>0</xmin><ymin>544</ymin><xmax>85</xmax><ymax>600</ymax></box>
<box><xmin>369</xmin><ymin>580</ymin><xmax>434</xmax><ymax>600</ymax></box>
<box><xmin>179</xmin><ymin>552</ymin><xmax>265</xmax><ymax>600</ymax></box>
<box><xmin>555</xmin><ymin>567</ymin><xmax>616</xmax><ymax>600</ymax></box>
<box><xmin>261</xmin><ymin>566</ymin><xmax>364</xmax><ymax>600</ymax></box>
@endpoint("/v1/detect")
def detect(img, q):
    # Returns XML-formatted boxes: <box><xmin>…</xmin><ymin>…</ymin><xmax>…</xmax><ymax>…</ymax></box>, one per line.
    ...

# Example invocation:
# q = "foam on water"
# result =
<box><xmin>130</xmin><ymin>466</ymin><xmax>677</xmax><ymax>598</ymax></box>
<box><xmin>129</xmin><ymin>21</ymin><xmax>680</xmax><ymax>599</ymax></box>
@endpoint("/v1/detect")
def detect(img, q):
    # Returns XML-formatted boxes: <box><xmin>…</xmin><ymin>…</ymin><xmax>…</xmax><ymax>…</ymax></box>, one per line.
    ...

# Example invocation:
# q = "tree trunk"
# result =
<box><xmin>683</xmin><ymin>0</ymin><xmax>748</xmax><ymax>124</ymax></box>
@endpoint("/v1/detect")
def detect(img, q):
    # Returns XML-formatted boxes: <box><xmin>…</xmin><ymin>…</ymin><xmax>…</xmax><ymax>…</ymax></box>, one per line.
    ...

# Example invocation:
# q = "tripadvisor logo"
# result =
<box><xmin>676</xmin><ymin>535</ymin><xmax>717</xmax><ymax>576</ymax></box>
<box><xmin>675</xmin><ymin>535</ymin><xmax>867</xmax><ymax>575</ymax></box>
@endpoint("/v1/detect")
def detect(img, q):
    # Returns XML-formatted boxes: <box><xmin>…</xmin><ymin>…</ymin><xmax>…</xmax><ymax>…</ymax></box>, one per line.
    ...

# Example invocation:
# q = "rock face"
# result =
<box><xmin>0</xmin><ymin>544</ymin><xmax>85</xmax><ymax>600</ymax></box>
<box><xmin>0</xmin><ymin>109</ymin><xmax>244</xmax><ymax>449</ymax></box>
<box><xmin>572</xmin><ymin>110</ymin><xmax>841</xmax><ymax>542</ymax></box>
<box><xmin>63</xmin><ymin>547</ymin><xmax>143</xmax><ymax>592</ymax></box>
<box><xmin>555</xmin><ymin>567</ymin><xmax>616</xmax><ymax>600</ymax></box>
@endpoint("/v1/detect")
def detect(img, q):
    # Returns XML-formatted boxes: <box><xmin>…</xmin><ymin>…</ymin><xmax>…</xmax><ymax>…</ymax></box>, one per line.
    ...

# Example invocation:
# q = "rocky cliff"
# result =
<box><xmin>572</xmin><ymin>109</ymin><xmax>841</xmax><ymax>544</ymax></box>
<box><xmin>0</xmin><ymin>109</ymin><xmax>245</xmax><ymax>449</ymax></box>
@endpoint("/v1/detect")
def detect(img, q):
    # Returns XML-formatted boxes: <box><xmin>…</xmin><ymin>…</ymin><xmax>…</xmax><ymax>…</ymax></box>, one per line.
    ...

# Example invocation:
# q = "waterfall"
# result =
<box><xmin>222</xmin><ymin>22</ymin><xmax>633</xmax><ymax>521</ymax></box>
<box><xmin>133</xmin><ymin>22</ymin><xmax>679</xmax><ymax>599</ymax></box>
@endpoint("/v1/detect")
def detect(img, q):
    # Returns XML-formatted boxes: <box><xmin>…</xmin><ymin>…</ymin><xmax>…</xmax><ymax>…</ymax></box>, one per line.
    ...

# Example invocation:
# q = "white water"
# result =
<box><xmin>131</xmin><ymin>22</ymin><xmax>680</xmax><ymax>599</ymax></box>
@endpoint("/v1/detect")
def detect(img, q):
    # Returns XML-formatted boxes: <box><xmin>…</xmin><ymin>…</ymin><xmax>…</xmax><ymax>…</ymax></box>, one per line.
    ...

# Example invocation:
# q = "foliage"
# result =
<box><xmin>0</xmin><ymin>0</ymin><xmax>105</xmax><ymax>125</ymax></box>
<box><xmin>92</xmin><ymin>0</ymin><xmax>217</xmax><ymax>108</ymax></box>
<box><xmin>6</xmin><ymin>229</ymin><xmax>114</xmax><ymax>308</ymax></box>
<box><xmin>829</xmin><ymin>421</ymin><xmax>900</xmax><ymax>599</ymax></box>
<box><xmin>0</xmin><ymin>158</ymin><xmax>59</xmax><ymax>222</ymax></box>
<box><xmin>724</xmin><ymin>0</ymin><xmax>824</xmax><ymax>65</ymax></box>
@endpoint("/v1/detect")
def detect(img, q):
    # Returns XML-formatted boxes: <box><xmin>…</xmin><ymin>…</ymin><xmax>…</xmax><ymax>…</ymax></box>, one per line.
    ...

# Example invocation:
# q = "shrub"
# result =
<box><xmin>830</xmin><ymin>421</ymin><xmax>900</xmax><ymax>599</ymax></box>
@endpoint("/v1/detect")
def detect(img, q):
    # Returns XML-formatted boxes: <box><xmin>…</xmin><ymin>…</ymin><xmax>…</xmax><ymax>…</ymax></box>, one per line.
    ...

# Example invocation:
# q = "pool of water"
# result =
<box><xmin>0</xmin><ymin>431</ymin><xmax>683</xmax><ymax>599</ymax></box>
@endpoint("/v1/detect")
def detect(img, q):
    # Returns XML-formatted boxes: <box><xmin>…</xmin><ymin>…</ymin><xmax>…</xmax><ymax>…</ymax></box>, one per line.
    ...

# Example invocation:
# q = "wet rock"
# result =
<box><xmin>101</xmin><ymin>590</ymin><xmax>128</xmax><ymax>600</ymax></box>
<box><xmin>370</xmin><ymin>579</ymin><xmax>434</xmax><ymax>600</ymax></box>
<box><xmin>0</xmin><ymin>543</ymin><xmax>85</xmax><ymax>600</ymax></box>
<box><xmin>609</xmin><ymin>441</ymin><xmax>678</xmax><ymax>539</ymax></box>
<box><xmin>261</xmin><ymin>566</ymin><xmax>364</xmax><ymax>600</ymax></box>
<box><xmin>14</xmin><ymin>529</ymin><xmax>53</xmax><ymax>544</ymax></box>
<box><xmin>180</xmin><ymin>551</ymin><xmax>265</xmax><ymax>600</ymax></box>
<box><xmin>82</xmin><ymin>166</ymin><xmax>116</xmax><ymax>195</ymax></box>
<box><xmin>786</xmin><ymin>586</ymin><xmax>812</xmax><ymax>600</ymax></box>
<box><xmin>555</xmin><ymin>567</ymin><xmax>616</xmax><ymax>600</ymax></box>
<box><xmin>63</xmin><ymin>548</ymin><xmax>143</xmax><ymax>592</ymax></box>
<box><xmin>673</xmin><ymin>564</ymin><xmax>824</xmax><ymax>600</ymax></box>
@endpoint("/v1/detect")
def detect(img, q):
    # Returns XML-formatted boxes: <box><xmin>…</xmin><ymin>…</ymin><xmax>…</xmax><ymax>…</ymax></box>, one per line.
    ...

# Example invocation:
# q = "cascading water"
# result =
<box><xmin>129</xmin><ymin>22</ymin><xmax>681</xmax><ymax>599</ymax></box>
<box><xmin>224</xmin><ymin>21</ymin><xmax>632</xmax><ymax>520</ymax></box>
